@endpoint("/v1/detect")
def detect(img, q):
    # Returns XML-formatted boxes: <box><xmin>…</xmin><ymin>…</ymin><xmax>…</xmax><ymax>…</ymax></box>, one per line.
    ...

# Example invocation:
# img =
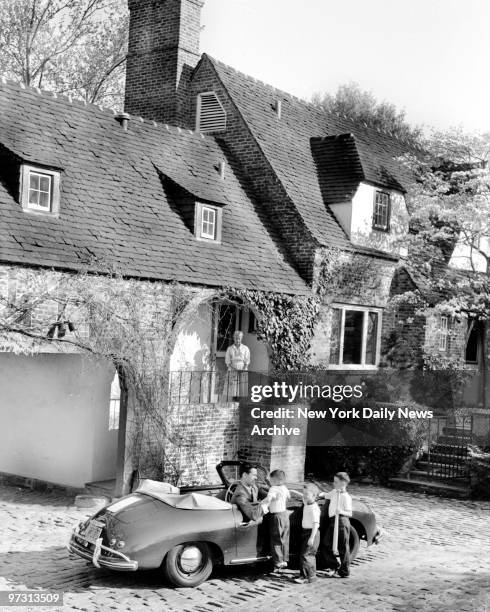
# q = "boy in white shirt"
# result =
<box><xmin>318</xmin><ymin>471</ymin><xmax>353</xmax><ymax>578</ymax></box>
<box><xmin>262</xmin><ymin>469</ymin><xmax>291</xmax><ymax>570</ymax></box>
<box><xmin>294</xmin><ymin>482</ymin><xmax>321</xmax><ymax>584</ymax></box>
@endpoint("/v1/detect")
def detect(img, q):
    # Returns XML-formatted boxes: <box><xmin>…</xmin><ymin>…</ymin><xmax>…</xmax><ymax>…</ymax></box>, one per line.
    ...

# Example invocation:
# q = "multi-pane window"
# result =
<box><xmin>438</xmin><ymin>316</ymin><xmax>448</xmax><ymax>351</ymax></box>
<box><xmin>329</xmin><ymin>305</ymin><xmax>381</xmax><ymax>367</ymax></box>
<box><xmin>201</xmin><ymin>205</ymin><xmax>216</xmax><ymax>239</ymax></box>
<box><xmin>28</xmin><ymin>171</ymin><xmax>52</xmax><ymax>210</ymax></box>
<box><xmin>195</xmin><ymin>202</ymin><xmax>222</xmax><ymax>242</ymax></box>
<box><xmin>20</xmin><ymin>165</ymin><xmax>60</xmax><ymax>216</ymax></box>
<box><xmin>215</xmin><ymin>303</ymin><xmax>242</xmax><ymax>352</ymax></box>
<box><xmin>372</xmin><ymin>191</ymin><xmax>391</xmax><ymax>231</ymax></box>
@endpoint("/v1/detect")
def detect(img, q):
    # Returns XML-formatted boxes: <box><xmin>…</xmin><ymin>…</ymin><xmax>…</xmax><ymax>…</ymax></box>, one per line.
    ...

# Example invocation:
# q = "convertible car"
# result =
<box><xmin>68</xmin><ymin>461</ymin><xmax>381</xmax><ymax>587</ymax></box>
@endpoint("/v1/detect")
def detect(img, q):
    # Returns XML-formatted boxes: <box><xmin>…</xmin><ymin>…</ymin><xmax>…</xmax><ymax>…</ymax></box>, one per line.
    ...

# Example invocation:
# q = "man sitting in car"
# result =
<box><xmin>231</xmin><ymin>463</ymin><xmax>270</xmax><ymax>523</ymax></box>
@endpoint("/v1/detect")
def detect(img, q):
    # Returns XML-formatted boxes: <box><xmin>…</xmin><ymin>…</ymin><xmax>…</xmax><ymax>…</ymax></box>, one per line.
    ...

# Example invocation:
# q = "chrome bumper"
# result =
<box><xmin>68</xmin><ymin>532</ymin><xmax>138</xmax><ymax>571</ymax></box>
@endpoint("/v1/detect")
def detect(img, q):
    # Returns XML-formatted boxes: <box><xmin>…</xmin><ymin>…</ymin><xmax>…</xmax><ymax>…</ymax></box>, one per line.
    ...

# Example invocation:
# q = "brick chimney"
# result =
<box><xmin>124</xmin><ymin>0</ymin><xmax>203</xmax><ymax>126</ymax></box>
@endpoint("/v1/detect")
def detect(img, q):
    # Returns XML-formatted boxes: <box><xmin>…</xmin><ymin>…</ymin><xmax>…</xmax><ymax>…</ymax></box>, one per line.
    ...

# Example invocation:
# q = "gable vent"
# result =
<box><xmin>196</xmin><ymin>92</ymin><xmax>227</xmax><ymax>133</ymax></box>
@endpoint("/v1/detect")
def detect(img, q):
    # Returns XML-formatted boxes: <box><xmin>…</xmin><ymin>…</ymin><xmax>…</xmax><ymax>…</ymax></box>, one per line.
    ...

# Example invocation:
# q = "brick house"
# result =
<box><xmin>0</xmin><ymin>0</ymin><xmax>485</xmax><ymax>495</ymax></box>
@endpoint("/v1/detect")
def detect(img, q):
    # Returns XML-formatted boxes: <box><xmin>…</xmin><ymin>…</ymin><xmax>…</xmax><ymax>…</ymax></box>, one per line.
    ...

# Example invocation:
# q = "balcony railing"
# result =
<box><xmin>168</xmin><ymin>370</ymin><xmax>271</xmax><ymax>404</ymax></box>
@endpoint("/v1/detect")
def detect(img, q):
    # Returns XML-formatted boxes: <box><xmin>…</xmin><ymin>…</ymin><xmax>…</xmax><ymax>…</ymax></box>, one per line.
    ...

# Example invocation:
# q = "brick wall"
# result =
<box><xmin>238</xmin><ymin>402</ymin><xmax>307</xmax><ymax>482</ymax></box>
<box><xmin>136</xmin><ymin>402</ymin><xmax>239</xmax><ymax>486</ymax></box>
<box><xmin>124</xmin><ymin>0</ymin><xmax>202</xmax><ymax>125</ymax></box>
<box><xmin>188</xmin><ymin>61</ymin><xmax>318</xmax><ymax>282</ymax></box>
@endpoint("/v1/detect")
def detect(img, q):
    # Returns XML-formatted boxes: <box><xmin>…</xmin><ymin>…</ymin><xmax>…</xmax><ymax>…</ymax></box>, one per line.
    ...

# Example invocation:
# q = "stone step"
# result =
<box><xmin>429</xmin><ymin>444</ymin><xmax>469</xmax><ymax>456</ymax></box>
<box><xmin>435</xmin><ymin>435</ymin><xmax>473</xmax><ymax>446</ymax></box>
<box><xmin>389</xmin><ymin>477</ymin><xmax>471</xmax><ymax>499</ymax></box>
<box><xmin>421</xmin><ymin>451</ymin><xmax>469</xmax><ymax>462</ymax></box>
<box><xmin>409</xmin><ymin>469</ymin><xmax>469</xmax><ymax>484</ymax></box>
<box><xmin>442</xmin><ymin>427</ymin><xmax>473</xmax><ymax>437</ymax></box>
<box><xmin>416</xmin><ymin>461</ymin><xmax>468</xmax><ymax>476</ymax></box>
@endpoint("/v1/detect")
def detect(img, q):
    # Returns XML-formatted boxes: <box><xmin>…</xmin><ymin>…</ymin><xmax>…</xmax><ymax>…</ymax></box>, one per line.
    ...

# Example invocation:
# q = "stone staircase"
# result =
<box><xmin>390</xmin><ymin>424</ymin><xmax>472</xmax><ymax>498</ymax></box>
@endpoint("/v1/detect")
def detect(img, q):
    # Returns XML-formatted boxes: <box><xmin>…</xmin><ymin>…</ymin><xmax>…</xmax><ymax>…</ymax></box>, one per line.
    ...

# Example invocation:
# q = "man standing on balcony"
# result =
<box><xmin>224</xmin><ymin>330</ymin><xmax>250</xmax><ymax>399</ymax></box>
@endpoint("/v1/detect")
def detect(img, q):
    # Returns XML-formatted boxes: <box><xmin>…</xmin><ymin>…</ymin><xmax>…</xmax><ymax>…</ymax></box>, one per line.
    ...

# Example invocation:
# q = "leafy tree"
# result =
<box><xmin>312</xmin><ymin>81</ymin><xmax>422</xmax><ymax>145</ymax></box>
<box><xmin>0</xmin><ymin>266</ymin><xmax>206</xmax><ymax>492</ymax></box>
<box><xmin>392</xmin><ymin>128</ymin><xmax>490</xmax><ymax>407</ymax></box>
<box><xmin>0</xmin><ymin>0</ymin><xmax>128</xmax><ymax>109</ymax></box>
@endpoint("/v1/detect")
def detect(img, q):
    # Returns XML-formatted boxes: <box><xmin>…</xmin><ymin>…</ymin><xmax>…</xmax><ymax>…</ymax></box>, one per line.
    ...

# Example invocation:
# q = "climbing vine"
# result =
<box><xmin>224</xmin><ymin>288</ymin><xmax>319</xmax><ymax>370</ymax></box>
<box><xmin>224</xmin><ymin>248</ymin><xmax>383</xmax><ymax>370</ymax></box>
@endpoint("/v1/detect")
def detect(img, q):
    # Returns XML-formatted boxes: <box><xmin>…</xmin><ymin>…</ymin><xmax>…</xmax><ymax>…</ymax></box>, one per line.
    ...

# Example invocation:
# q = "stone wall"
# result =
<box><xmin>310</xmin><ymin>250</ymin><xmax>399</xmax><ymax>366</ymax></box>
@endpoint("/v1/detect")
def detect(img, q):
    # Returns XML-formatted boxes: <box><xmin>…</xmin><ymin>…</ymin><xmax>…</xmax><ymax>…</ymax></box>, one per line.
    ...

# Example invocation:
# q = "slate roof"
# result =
<box><xmin>205</xmin><ymin>55</ymin><xmax>413</xmax><ymax>249</ymax></box>
<box><xmin>0</xmin><ymin>79</ymin><xmax>308</xmax><ymax>294</ymax></box>
<box><xmin>311</xmin><ymin>134</ymin><xmax>405</xmax><ymax>205</ymax></box>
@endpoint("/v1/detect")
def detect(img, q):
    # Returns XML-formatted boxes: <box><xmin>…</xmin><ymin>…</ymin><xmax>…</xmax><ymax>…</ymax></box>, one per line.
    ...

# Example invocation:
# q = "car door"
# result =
<box><xmin>230</xmin><ymin>506</ymin><xmax>269</xmax><ymax>563</ymax></box>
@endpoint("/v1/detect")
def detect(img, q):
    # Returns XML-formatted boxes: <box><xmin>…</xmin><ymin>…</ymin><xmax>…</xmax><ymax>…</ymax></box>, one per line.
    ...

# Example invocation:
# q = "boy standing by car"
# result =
<box><xmin>262</xmin><ymin>469</ymin><xmax>292</xmax><ymax>571</ymax></box>
<box><xmin>294</xmin><ymin>482</ymin><xmax>321</xmax><ymax>584</ymax></box>
<box><xmin>319</xmin><ymin>472</ymin><xmax>353</xmax><ymax>578</ymax></box>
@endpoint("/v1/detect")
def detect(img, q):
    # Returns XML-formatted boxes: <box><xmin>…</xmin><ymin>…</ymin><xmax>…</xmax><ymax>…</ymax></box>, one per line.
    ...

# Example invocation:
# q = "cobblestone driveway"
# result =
<box><xmin>0</xmin><ymin>483</ymin><xmax>489</xmax><ymax>612</ymax></box>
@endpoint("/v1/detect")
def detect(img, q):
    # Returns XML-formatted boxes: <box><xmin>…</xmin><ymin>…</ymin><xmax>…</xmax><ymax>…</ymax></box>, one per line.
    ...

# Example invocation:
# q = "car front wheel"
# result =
<box><xmin>163</xmin><ymin>542</ymin><xmax>213</xmax><ymax>588</ymax></box>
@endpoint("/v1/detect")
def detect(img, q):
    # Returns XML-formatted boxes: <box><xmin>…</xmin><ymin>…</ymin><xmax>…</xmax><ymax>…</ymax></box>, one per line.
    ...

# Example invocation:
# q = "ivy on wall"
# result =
<box><xmin>226</xmin><ymin>289</ymin><xmax>319</xmax><ymax>370</ymax></box>
<box><xmin>226</xmin><ymin>248</ymin><xmax>383</xmax><ymax>370</ymax></box>
<box><xmin>315</xmin><ymin>247</ymin><xmax>382</xmax><ymax>300</ymax></box>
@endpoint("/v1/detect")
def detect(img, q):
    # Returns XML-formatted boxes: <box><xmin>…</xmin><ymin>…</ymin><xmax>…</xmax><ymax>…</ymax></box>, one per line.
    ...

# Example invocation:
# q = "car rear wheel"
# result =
<box><xmin>163</xmin><ymin>542</ymin><xmax>213</xmax><ymax>588</ymax></box>
<box><xmin>349</xmin><ymin>525</ymin><xmax>360</xmax><ymax>561</ymax></box>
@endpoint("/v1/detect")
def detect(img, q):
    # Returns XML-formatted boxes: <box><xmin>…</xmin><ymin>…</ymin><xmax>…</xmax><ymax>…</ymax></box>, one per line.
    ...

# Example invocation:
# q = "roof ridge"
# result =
<box><xmin>202</xmin><ymin>55</ymin><xmax>418</xmax><ymax>148</ymax></box>
<box><xmin>0</xmin><ymin>75</ymin><xmax>208</xmax><ymax>141</ymax></box>
<box><xmin>0</xmin><ymin>75</ymin><xmax>118</xmax><ymax>116</ymax></box>
<box><xmin>203</xmin><ymin>54</ymin><xmax>312</xmax><ymax>106</ymax></box>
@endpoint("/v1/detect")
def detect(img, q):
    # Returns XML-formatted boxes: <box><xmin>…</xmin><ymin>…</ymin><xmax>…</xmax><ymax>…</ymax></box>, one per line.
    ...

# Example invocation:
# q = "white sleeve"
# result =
<box><xmin>343</xmin><ymin>493</ymin><xmax>353</xmax><ymax>517</ymax></box>
<box><xmin>312</xmin><ymin>505</ymin><xmax>321</xmax><ymax>525</ymax></box>
<box><xmin>225</xmin><ymin>346</ymin><xmax>232</xmax><ymax>367</ymax></box>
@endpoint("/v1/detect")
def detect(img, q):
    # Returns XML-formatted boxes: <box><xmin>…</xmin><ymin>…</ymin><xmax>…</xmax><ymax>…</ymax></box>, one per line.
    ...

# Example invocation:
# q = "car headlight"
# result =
<box><xmin>116</xmin><ymin>541</ymin><xmax>126</xmax><ymax>549</ymax></box>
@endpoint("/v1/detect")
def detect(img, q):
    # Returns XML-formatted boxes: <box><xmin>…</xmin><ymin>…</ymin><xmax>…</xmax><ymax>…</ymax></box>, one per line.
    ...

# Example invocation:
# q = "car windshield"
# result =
<box><xmin>221</xmin><ymin>464</ymin><xmax>269</xmax><ymax>488</ymax></box>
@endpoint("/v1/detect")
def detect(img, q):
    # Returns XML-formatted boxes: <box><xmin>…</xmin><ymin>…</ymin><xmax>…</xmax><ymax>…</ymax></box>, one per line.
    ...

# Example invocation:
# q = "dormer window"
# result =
<box><xmin>195</xmin><ymin>202</ymin><xmax>222</xmax><ymax>242</ymax></box>
<box><xmin>20</xmin><ymin>164</ymin><xmax>60</xmax><ymax>216</ymax></box>
<box><xmin>201</xmin><ymin>205</ymin><xmax>216</xmax><ymax>239</ymax></box>
<box><xmin>372</xmin><ymin>191</ymin><xmax>390</xmax><ymax>231</ymax></box>
<box><xmin>196</xmin><ymin>92</ymin><xmax>227</xmax><ymax>133</ymax></box>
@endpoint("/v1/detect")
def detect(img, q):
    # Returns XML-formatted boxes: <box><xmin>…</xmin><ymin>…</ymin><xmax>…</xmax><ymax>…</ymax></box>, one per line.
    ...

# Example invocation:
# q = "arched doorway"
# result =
<box><xmin>169</xmin><ymin>297</ymin><xmax>269</xmax><ymax>403</ymax></box>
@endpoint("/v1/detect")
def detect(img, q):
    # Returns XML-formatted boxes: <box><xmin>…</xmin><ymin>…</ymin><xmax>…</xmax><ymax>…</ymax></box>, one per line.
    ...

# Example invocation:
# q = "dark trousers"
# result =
<box><xmin>300</xmin><ymin>528</ymin><xmax>320</xmax><ymax>579</ymax></box>
<box><xmin>269</xmin><ymin>511</ymin><xmax>290</xmax><ymax>566</ymax></box>
<box><xmin>321</xmin><ymin>515</ymin><xmax>351</xmax><ymax>577</ymax></box>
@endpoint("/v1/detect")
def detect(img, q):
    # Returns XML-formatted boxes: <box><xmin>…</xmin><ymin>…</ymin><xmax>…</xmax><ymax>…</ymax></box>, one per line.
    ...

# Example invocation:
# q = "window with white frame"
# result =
<box><xmin>329</xmin><ymin>305</ymin><xmax>381</xmax><ymax>367</ymax></box>
<box><xmin>438</xmin><ymin>315</ymin><xmax>449</xmax><ymax>351</ymax></box>
<box><xmin>201</xmin><ymin>205</ymin><xmax>216</xmax><ymax>239</ymax></box>
<box><xmin>195</xmin><ymin>202</ymin><xmax>222</xmax><ymax>242</ymax></box>
<box><xmin>20</xmin><ymin>164</ymin><xmax>60</xmax><ymax>215</ymax></box>
<box><xmin>372</xmin><ymin>191</ymin><xmax>391</xmax><ymax>231</ymax></box>
<box><xmin>108</xmin><ymin>372</ymin><xmax>120</xmax><ymax>430</ymax></box>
